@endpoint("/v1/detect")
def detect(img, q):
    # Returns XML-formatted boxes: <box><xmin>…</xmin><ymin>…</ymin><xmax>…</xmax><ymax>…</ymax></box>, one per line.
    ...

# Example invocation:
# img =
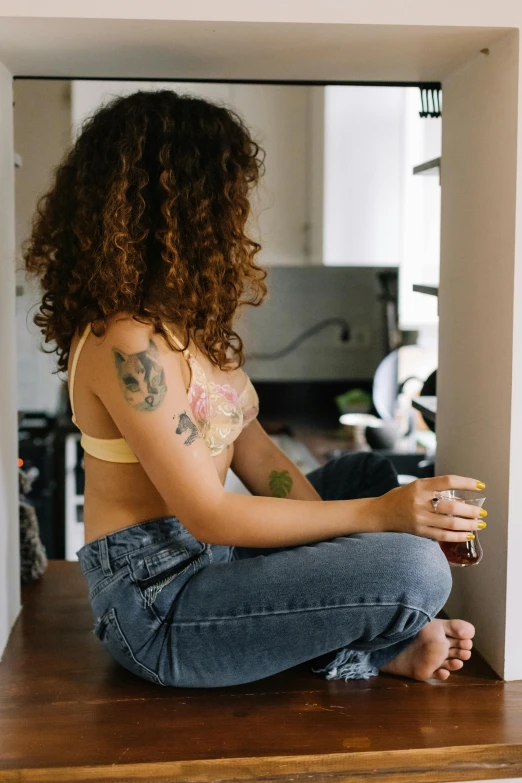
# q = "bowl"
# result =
<box><xmin>339</xmin><ymin>413</ymin><xmax>379</xmax><ymax>447</ymax></box>
<box><xmin>364</xmin><ymin>419</ymin><xmax>399</xmax><ymax>450</ymax></box>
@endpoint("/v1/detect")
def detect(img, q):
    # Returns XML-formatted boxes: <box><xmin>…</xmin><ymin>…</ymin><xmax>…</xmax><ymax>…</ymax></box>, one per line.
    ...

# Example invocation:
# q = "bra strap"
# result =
<box><xmin>162</xmin><ymin>323</ymin><xmax>191</xmax><ymax>359</ymax></box>
<box><xmin>69</xmin><ymin>322</ymin><xmax>92</xmax><ymax>421</ymax></box>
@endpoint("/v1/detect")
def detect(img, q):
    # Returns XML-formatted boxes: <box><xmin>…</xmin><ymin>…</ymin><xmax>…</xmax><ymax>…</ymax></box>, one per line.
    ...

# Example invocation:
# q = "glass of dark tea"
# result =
<box><xmin>436</xmin><ymin>489</ymin><xmax>485</xmax><ymax>567</ymax></box>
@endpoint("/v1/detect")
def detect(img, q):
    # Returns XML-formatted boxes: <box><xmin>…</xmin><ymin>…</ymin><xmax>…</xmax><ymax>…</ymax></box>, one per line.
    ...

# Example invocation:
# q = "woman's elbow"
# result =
<box><xmin>175</xmin><ymin>489</ymin><xmax>231</xmax><ymax>545</ymax></box>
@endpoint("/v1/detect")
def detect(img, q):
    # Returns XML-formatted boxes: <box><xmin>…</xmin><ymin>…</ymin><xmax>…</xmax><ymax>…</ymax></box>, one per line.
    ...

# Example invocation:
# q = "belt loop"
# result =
<box><xmin>98</xmin><ymin>537</ymin><xmax>113</xmax><ymax>577</ymax></box>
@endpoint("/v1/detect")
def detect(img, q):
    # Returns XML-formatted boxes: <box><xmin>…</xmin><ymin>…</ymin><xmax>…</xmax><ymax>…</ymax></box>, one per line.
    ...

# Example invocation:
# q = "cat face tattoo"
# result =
<box><xmin>113</xmin><ymin>339</ymin><xmax>167</xmax><ymax>412</ymax></box>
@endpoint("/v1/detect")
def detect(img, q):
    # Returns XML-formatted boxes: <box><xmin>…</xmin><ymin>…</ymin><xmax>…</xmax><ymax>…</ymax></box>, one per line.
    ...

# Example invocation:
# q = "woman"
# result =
<box><xmin>25</xmin><ymin>89</ymin><xmax>481</xmax><ymax>688</ymax></box>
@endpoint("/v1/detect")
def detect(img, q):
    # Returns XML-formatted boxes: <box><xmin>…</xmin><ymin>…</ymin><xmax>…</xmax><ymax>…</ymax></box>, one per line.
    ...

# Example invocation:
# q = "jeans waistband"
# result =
<box><xmin>76</xmin><ymin>515</ymin><xmax>188</xmax><ymax>575</ymax></box>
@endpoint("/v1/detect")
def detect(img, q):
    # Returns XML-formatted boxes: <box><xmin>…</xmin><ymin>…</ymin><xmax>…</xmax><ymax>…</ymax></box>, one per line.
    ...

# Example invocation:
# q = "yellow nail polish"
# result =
<box><xmin>466</xmin><ymin>533</ymin><xmax>476</xmax><ymax>541</ymax></box>
<box><xmin>479</xmin><ymin>509</ymin><xmax>488</xmax><ymax>518</ymax></box>
<box><xmin>478</xmin><ymin>521</ymin><xmax>487</xmax><ymax>529</ymax></box>
<box><xmin>476</xmin><ymin>481</ymin><xmax>486</xmax><ymax>490</ymax></box>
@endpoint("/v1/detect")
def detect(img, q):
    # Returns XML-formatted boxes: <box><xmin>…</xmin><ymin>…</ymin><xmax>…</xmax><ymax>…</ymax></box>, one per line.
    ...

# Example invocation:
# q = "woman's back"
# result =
<box><xmin>67</xmin><ymin>315</ymin><xmax>256</xmax><ymax>543</ymax></box>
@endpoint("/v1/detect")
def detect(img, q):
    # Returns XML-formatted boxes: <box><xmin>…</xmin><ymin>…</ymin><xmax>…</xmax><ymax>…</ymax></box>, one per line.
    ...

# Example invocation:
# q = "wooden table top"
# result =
<box><xmin>0</xmin><ymin>561</ymin><xmax>521</xmax><ymax>783</ymax></box>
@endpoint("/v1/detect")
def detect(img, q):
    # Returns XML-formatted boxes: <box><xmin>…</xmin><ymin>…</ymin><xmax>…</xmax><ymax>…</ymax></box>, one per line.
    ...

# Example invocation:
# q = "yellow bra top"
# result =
<box><xmin>69</xmin><ymin>323</ymin><xmax>259</xmax><ymax>463</ymax></box>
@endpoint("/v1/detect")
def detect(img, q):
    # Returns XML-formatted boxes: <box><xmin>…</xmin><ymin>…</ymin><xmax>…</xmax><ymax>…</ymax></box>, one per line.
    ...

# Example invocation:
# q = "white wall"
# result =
<box><xmin>0</xmin><ymin>1</ymin><xmax>518</xmax><ymax>27</ymax></box>
<box><xmin>14</xmin><ymin>80</ymin><xmax>72</xmax><ymax>415</ymax></box>
<box><xmin>506</xmin><ymin>32</ymin><xmax>522</xmax><ymax>683</ymax></box>
<box><xmin>323</xmin><ymin>86</ymin><xmax>405</xmax><ymax>268</ymax></box>
<box><xmin>437</xmin><ymin>32</ymin><xmax>519</xmax><ymax>677</ymax></box>
<box><xmin>71</xmin><ymin>80</ymin><xmax>313</xmax><ymax>267</ymax></box>
<box><xmin>323</xmin><ymin>85</ymin><xmax>440</xmax><ymax>334</ymax></box>
<box><xmin>0</xmin><ymin>62</ymin><xmax>20</xmax><ymax>659</ymax></box>
<box><xmin>232</xmin><ymin>83</ymin><xmax>310</xmax><ymax>266</ymax></box>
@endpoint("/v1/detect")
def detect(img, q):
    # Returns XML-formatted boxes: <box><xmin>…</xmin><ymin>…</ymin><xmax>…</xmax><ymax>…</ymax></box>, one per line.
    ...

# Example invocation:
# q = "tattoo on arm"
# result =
<box><xmin>175</xmin><ymin>411</ymin><xmax>200</xmax><ymax>446</ymax></box>
<box><xmin>113</xmin><ymin>339</ymin><xmax>167</xmax><ymax>412</ymax></box>
<box><xmin>269</xmin><ymin>469</ymin><xmax>293</xmax><ymax>498</ymax></box>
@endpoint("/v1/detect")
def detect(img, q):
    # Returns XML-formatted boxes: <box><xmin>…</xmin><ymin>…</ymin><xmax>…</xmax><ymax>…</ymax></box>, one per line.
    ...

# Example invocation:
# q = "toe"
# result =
<box><xmin>448</xmin><ymin>647</ymin><xmax>472</xmax><ymax>660</ymax></box>
<box><xmin>450</xmin><ymin>638</ymin><xmax>473</xmax><ymax>650</ymax></box>
<box><xmin>442</xmin><ymin>658</ymin><xmax>464</xmax><ymax>671</ymax></box>
<box><xmin>433</xmin><ymin>668</ymin><xmax>451</xmax><ymax>681</ymax></box>
<box><xmin>444</xmin><ymin>618</ymin><xmax>475</xmax><ymax>640</ymax></box>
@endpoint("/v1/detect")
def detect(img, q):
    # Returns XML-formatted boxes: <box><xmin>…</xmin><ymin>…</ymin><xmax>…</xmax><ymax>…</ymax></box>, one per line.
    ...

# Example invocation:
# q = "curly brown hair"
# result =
<box><xmin>24</xmin><ymin>89</ymin><xmax>267</xmax><ymax>373</ymax></box>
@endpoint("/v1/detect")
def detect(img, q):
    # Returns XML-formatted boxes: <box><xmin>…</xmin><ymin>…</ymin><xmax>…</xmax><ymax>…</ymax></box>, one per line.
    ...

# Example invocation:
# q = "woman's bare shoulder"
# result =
<box><xmin>100</xmin><ymin>313</ymin><xmax>174</xmax><ymax>356</ymax></box>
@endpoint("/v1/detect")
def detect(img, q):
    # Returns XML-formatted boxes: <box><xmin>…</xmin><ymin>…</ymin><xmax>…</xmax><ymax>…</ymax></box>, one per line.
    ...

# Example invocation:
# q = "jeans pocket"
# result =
<box><xmin>94</xmin><ymin>607</ymin><xmax>162</xmax><ymax>685</ymax></box>
<box><xmin>136</xmin><ymin>550</ymin><xmax>205</xmax><ymax>608</ymax></box>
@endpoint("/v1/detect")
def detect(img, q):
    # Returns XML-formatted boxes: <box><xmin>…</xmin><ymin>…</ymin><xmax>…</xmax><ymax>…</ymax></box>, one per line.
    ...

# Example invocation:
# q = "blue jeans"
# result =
<box><xmin>76</xmin><ymin>453</ymin><xmax>452</xmax><ymax>687</ymax></box>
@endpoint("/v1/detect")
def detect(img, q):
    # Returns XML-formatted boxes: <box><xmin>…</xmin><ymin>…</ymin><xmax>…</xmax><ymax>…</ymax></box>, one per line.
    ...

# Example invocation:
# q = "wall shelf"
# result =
<box><xmin>413</xmin><ymin>284</ymin><xmax>439</xmax><ymax>297</ymax></box>
<box><xmin>413</xmin><ymin>156</ymin><xmax>441</xmax><ymax>176</ymax></box>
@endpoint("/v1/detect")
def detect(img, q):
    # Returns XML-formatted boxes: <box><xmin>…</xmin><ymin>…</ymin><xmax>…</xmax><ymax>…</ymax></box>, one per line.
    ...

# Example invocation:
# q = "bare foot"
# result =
<box><xmin>380</xmin><ymin>618</ymin><xmax>475</xmax><ymax>682</ymax></box>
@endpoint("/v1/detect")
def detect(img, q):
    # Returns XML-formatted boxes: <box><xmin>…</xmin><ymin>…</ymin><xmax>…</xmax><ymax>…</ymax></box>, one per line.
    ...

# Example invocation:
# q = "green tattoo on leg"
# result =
<box><xmin>269</xmin><ymin>469</ymin><xmax>293</xmax><ymax>498</ymax></box>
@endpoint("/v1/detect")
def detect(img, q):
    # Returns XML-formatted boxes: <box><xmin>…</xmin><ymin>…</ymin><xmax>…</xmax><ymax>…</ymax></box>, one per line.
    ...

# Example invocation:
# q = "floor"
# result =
<box><xmin>1</xmin><ymin>562</ymin><xmax>522</xmax><ymax>783</ymax></box>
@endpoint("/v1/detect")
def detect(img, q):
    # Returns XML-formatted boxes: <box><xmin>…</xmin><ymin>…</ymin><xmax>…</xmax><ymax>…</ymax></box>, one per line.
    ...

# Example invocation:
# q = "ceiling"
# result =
<box><xmin>0</xmin><ymin>18</ymin><xmax>512</xmax><ymax>82</ymax></box>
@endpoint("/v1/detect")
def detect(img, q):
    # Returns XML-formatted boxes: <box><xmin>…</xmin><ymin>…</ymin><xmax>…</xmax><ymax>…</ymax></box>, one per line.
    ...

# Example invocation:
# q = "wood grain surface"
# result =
<box><xmin>0</xmin><ymin>561</ymin><xmax>521</xmax><ymax>783</ymax></box>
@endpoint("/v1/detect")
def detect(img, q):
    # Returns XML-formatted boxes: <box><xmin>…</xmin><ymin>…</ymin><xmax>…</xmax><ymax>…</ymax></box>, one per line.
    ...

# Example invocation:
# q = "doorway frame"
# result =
<box><xmin>0</xmin><ymin>22</ymin><xmax>520</xmax><ymax>680</ymax></box>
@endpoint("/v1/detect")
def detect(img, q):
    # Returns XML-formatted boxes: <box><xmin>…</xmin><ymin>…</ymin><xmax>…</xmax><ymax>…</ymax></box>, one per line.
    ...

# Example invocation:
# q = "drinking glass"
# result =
<box><xmin>436</xmin><ymin>489</ymin><xmax>485</xmax><ymax>567</ymax></box>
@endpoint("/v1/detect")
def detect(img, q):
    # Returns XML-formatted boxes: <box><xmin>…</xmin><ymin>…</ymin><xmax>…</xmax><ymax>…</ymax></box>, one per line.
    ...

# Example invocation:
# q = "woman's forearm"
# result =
<box><xmin>235</xmin><ymin>448</ymin><xmax>321</xmax><ymax>501</ymax></box>
<box><xmin>195</xmin><ymin>490</ymin><xmax>383</xmax><ymax>547</ymax></box>
<box><xmin>230</xmin><ymin>421</ymin><xmax>321</xmax><ymax>501</ymax></box>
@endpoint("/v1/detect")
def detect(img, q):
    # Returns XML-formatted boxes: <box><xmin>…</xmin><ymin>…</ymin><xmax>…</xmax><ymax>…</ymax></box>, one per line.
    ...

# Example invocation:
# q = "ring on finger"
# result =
<box><xmin>431</xmin><ymin>496</ymin><xmax>441</xmax><ymax>513</ymax></box>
